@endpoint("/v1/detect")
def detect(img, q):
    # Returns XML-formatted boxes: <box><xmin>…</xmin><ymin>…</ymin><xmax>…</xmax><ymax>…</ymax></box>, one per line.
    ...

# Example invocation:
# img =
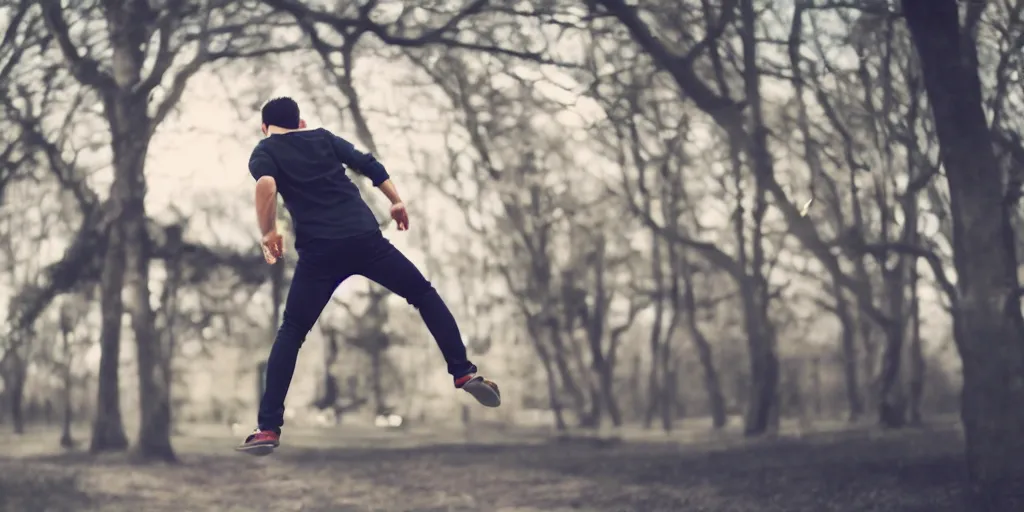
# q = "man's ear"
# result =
<box><xmin>261</xmin><ymin>123</ymin><xmax>268</xmax><ymax>136</ymax></box>
<box><xmin>299</xmin><ymin>119</ymin><xmax>307</xmax><ymax>129</ymax></box>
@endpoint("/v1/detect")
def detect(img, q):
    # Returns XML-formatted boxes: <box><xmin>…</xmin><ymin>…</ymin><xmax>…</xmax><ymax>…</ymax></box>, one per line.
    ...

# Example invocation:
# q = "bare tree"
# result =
<box><xmin>56</xmin><ymin>294</ymin><xmax>93</xmax><ymax>449</ymax></box>
<box><xmin>19</xmin><ymin>0</ymin><xmax>296</xmax><ymax>460</ymax></box>
<box><xmin>902</xmin><ymin>0</ymin><xmax>1024</xmax><ymax>508</ymax></box>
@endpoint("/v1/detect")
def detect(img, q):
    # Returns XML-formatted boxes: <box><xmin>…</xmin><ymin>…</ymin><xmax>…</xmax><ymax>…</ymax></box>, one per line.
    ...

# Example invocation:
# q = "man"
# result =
<box><xmin>236</xmin><ymin>97</ymin><xmax>500</xmax><ymax>455</ymax></box>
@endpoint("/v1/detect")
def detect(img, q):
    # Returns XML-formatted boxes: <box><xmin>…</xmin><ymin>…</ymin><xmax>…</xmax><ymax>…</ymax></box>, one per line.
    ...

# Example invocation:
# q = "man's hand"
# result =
<box><xmin>390</xmin><ymin>202</ymin><xmax>409</xmax><ymax>231</ymax></box>
<box><xmin>261</xmin><ymin>230</ymin><xmax>285</xmax><ymax>264</ymax></box>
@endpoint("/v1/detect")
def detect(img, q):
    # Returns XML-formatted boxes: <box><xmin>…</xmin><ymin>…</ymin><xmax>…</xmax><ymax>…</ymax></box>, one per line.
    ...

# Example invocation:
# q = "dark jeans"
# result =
<box><xmin>257</xmin><ymin>230</ymin><xmax>477</xmax><ymax>431</ymax></box>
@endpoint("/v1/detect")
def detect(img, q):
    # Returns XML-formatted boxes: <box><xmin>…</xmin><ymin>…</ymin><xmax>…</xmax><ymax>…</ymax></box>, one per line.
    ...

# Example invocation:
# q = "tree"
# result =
<box><xmin>28</xmin><ymin>0</ymin><xmax>293</xmax><ymax>460</ymax></box>
<box><xmin>902</xmin><ymin>0</ymin><xmax>1024</xmax><ymax>508</ymax></box>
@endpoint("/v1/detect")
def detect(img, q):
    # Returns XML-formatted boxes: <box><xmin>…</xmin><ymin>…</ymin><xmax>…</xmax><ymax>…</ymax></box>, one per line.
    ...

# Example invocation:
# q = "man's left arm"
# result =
<box><xmin>249</xmin><ymin>148</ymin><xmax>279</xmax><ymax>237</ymax></box>
<box><xmin>255</xmin><ymin>176</ymin><xmax>277</xmax><ymax>236</ymax></box>
<box><xmin>249</xmin><ymin>148</ymin><xmax>285</xmax><ymax>263</ymax></box>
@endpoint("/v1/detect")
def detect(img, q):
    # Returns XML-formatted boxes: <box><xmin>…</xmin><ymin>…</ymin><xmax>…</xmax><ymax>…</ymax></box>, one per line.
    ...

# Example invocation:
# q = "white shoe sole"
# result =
<box><xmin>462</xmin><ymin>376</ymin><xmax>501</xmax><ymax>408</ymax></box>
<box><xmin>235</xmin><ymin>442</ymin><xmax>278</xmax><ymax>456</ymax></box>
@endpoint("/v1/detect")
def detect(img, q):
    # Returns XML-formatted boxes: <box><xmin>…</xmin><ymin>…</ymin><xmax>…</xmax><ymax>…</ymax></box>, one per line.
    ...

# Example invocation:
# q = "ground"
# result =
<box><xmin>0</xmin><ymin>420</ymin><xmax>965</xmax><ymax>512</ymax></box>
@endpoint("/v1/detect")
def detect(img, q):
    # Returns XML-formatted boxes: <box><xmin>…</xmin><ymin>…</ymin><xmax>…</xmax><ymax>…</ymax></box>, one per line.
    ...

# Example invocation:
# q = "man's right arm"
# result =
<box><xmin>329</xmin><ymin>133</ymin><xmax>406</xmax><ymax>207</ymax></box>
<box><xmin>376</xmin><ymin>179</ymin><xmax>403</xmax><ymax>205</ymax></box>
<box><xmin>329</xmin><ymin>134</ymin><xmax>390</xmax><ymax>188</ymax></box>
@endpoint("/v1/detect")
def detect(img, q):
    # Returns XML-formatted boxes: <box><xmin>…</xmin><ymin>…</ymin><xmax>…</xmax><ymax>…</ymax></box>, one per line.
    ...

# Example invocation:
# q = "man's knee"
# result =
<box><xmin>403</xmin><ymin>279</ymin><xmax>439</xmax><ymax>308</ymax></box>
<box><xmin>276</xmin><ymin>313</ymin><xmax>316</xmax><ymax>348</ymax></box>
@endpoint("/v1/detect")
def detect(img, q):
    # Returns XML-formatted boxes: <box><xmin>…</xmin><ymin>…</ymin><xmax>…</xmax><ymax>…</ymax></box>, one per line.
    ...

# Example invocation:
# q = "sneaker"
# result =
<box><xmin>455</xmin><ymin>374</ymin><xmax>501</xmax><ymax>408</ymax></box>
<box><xmin>235</xmin><ymin>428</ymin><xmax>280</xmax><ymax>456</ymax></box>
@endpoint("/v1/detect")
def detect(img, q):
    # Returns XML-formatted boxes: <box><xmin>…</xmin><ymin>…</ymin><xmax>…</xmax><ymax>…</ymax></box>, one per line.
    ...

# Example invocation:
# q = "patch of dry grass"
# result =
<box><xmin>0</xmin><ymin>422</ymin><xmax>965</xmax><ymax>512</ymax></box>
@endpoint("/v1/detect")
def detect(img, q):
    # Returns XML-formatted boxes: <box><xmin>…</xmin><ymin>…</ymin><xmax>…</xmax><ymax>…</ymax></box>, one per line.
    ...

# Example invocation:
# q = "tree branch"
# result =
<box><xmin>134</xmin><ymin>0</ymin><xmax>191</xmax><ymax>95</ymax></box>
<box><xmin>38</xmin><ymin>0</ymin><xmax>117</xmax><ymax>92</ymax></box>
<box><xmin>264</xmin><ymin>0</ymin><xmax>572</xmax><ymax>66</ymax></box>
<box><xmin>594</xmin><ymin>0</ymin><xmax>740</xmax><ymax>114</ymax></box>
<box><xmin>860</xmin><ymin>241</ymin><xmax>958</xmax><ymax>304</ymax></box>
<box><xmin>150</xmin><ymin>43</ymin><xmax>300</xmax><ymax>131</ymax></box>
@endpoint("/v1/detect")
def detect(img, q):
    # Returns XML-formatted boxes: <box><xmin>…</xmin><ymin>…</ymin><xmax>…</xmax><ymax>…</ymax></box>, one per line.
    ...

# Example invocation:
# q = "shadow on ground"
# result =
<box><xmin>0</xmin><ymin>465</ymin><xmax>92</xmax><ymax>512</ymax></box>
<box><xmin>0</xmin><ymin>424</ymin><xmax>966</xmax><ymax>512</ymax></box>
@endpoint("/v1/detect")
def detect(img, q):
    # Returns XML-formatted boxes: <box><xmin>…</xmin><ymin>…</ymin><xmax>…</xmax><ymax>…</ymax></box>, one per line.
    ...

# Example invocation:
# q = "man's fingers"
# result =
<box><xmin>262</xmin><ymin>237</ymin><xmax>283</xmax><ymax>263</ymax></box>
<box><xmin>266</xmin><ymin>236</ymin><xmax>284</xmax><ymax>258</ymax></box>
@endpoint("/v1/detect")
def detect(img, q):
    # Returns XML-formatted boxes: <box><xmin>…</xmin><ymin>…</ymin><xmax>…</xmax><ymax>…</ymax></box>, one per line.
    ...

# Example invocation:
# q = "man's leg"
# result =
<box><xmin>238</xmin><ymin>250</ymin><xmax>349</xmax><ymax>454</ymax></box>
<box><xmin>355</xmin><ymin>232</ymin><xmax>500</xmax><ymax>407</ymax></box>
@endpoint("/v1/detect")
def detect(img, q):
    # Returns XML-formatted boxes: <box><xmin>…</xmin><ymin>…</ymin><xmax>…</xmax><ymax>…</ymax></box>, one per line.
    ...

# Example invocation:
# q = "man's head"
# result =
<box><xmin>261</xmin><ymin>97</ymin><xmax>306</xmax><ymax>135</ymax></box>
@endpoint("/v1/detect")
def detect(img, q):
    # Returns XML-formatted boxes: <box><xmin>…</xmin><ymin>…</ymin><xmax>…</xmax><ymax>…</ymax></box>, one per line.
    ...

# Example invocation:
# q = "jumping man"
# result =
<box><xmin>236</xmin><ymin>97</ymin><xmax>500</xmax><ymax>455</ymax></box>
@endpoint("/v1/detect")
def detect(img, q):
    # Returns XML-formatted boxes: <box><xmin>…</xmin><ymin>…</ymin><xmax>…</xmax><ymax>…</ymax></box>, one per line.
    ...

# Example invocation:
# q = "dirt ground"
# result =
<box><xmin>0</xmin><ymin>422</ymin><xmax>966</xmax><ymax>512</ymax></box>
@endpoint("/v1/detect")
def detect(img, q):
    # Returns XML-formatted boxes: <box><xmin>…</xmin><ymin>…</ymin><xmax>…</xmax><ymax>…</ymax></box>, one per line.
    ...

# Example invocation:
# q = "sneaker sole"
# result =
<box><xmin>235</xmin><ymin>442</ymin><xmax>279</xmax><ymax>456</ymax></box>
<box><xmin>462</xmin><ymin>377</ymin><xmax>501</xmax><ymax>408</ymax></box>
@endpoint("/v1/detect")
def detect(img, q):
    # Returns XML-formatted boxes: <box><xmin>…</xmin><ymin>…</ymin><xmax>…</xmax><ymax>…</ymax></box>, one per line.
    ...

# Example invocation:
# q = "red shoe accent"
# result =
<box><xmin>455</xmin><ymin>374</ymin><xmax>477</xmax><ymax>388</ymax></box>
<box><xmin>235</xmin><ymin>428</ymin><xmax>280</xmax><ymax>455</ymax></box>
<box><xmin>246</xmin><ymin>430</ymin><xmax>280</xmax><ymax>445</ymax></box>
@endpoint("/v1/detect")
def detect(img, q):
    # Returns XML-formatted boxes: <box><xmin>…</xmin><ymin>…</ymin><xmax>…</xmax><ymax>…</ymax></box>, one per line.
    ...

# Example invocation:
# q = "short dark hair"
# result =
<box><xmin>261</xmin><ymin>97</ymin><xmax>300</xmax><ymax>129</ymax></box>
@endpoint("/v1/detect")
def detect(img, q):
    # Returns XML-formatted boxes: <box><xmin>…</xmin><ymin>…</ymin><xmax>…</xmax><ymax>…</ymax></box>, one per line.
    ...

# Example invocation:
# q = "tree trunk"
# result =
<box><xmin>644</xmin><ymin>380</ymin><xmax>662</xmax><ymax>429</ymax></box>
<box><xmin>660</xmin><ymin>364</ymin><xmax>677</xmax><ymax>432</ymax></box>
<box><xmin>681</xmin><ymin>265</ymin><xmax>727</xmax><ymax>429</ymax></box>
<box><xmin>315</xmin><ymin>327</ymin><xmax>341</xmax><ymax>411</ymax></box>
<box><xmin>832</xmin><ymin>283</ymin><xmax>864</xmax><ymax>421</ymax></box>
<box><xmin>643</xmin><ymin>299</ymin><xmax>664</xmax><ymax>429</ymax></box>
<box><xmin>60</xmin><ymin>392</ymin><xmax>74</xmax><ymax>449</ymax></box>
<box><xmin>905</xmin><ymin>190</ymin><xmax>926</xmax><ymax>426</ymax></box>
<box><xmin>628</xmin><ymin>354</ymin><xmax>642</xmax><ymax>418</ymax></box>
<box><xmin>598</xmin><ymin>362</ymin><xmax>622</xmax><ymax>427</ymax></box>
<box><xmin>851</xmin><ymin>175</ymin><xmax>879</xmax><ymax>415</ymax></box>
<box><xmin>544</xmin><ymin>358</ymin><xmax>568</xmax><ymax>431</ymax></box>
<box><xmin>907</xmin><ymin>262</ymin><xmax>925</xmax><ymax>426</ymax></box>
<box><xmin>738</xmin><ymin>0</ymin><xmax>779</xmax><ymax>438</ymax></box>
<box><xmin>111</xmin><ymin>104</ymin><xmax>174</xmax><ymax>461</ymax></box>
<box><xmin>811</xmin><ymin>357</ymin><xmax>823</xmax><ymax>418</ymax></box>
<box><xmin>257</xmin><ymin>361</ymin><xmax>268</xmax><ymax>403</ymax></box>
<box><xmin>657</xmin><ymin>318</ymin><xmax>676</xmax><ymax>433</ymax></box>
<box><xmin>858</xmin><ymin>309</ymin><xmax>879</xmax><ymax>415</ymax></box>
<box><xmin>741</xmin><ymin>285</ymin><xmax>778</xmax><ymax>436</ymax></box>
<box><xmin>906</xmin><ymin>284</ymin><xmax>925</xmax><ymax>425</ymax></box>
<box><xmin>131</xmin><ymin>271</ymin><xmax>175</xmax><ymax>462</ymax></box>
<box><xmin>877</xmin><ymin>321</ymin><xmax>907</xmax><ymax>429</ymax></box>
<box><xmin>904</xmin><ymin>1</ymin><xmax>1024</xmax><ymax>508</ymax></box>
<box><xmin>7</xmin><ymin>352</ymin><xmax>25</xmax><ymax>435</ymax></box>
<box><xmin>547</xmin><ymin>324</ymin><xmax>587</xmax><ymax>419</ymax></box>
<box><xmin>580</xmin><ymin>384</ymin><xmax>603</xmax><ymax>429</ymax></box>
<box><xmin>644</xmin><ymin>187</ymin><xmax>667</xmax><ymax>430</ymax></box>
<box><xmin>60</xmin><ymin>323</ymin><xmax>75</xmax><ymax>449</ymax></box>
<box><xmin>370</xmin><ymin>340</ymin><xmax>386</xmax><ymax>415</ymax></box>
<box><xmin>781</xmin><ymin>359</ymin><xmax>806</xmax><ymax>429</ymax></box>
<box><xmin>877</xmin><ymin>184</ymin><xmax>910</xmax><ymax>428</ymax></box>
<box><xmin>524</xmin><ymin>319</ymin><xmax>567</xmax><ymax>430</ymax></box>
<box><xmin>91</xmin><ymin>232</ymin><xmax>129</xmax><ymax>452</ymax></box>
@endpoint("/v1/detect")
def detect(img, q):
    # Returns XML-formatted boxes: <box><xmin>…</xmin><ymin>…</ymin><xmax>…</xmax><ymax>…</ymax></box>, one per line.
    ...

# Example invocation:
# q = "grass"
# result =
<box><xmin>0</xmin><ymin>420</ymin><xmax>967</xmax><ymax>512</ymax></box>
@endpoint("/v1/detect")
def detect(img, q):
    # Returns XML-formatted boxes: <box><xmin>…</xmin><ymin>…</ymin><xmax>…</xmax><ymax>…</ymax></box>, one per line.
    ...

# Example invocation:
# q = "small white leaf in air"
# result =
<box><xmin>799</xmin><ymin>198</ymin><xmax>814</xmax><ymax>217</ymax></box>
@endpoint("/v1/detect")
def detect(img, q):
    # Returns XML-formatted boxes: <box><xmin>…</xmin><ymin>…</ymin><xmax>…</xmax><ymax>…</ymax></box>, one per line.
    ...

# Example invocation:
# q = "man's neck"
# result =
<box><xmin>266</xmin><ymin>125</ymin><xmax>306</xmax><ymax>136</ymax></box>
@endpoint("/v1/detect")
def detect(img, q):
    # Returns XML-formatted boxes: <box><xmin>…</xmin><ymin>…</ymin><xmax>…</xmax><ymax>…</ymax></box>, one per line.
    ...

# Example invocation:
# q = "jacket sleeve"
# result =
<box><xmin>328</xmin><ymin>132</ymin><xmax>390</xmax><ymax>186</ymax></box>
<box><xmin>248</xmin><ymin>146</ymin><xmax>277</xmax><ymax>181</ymax></box>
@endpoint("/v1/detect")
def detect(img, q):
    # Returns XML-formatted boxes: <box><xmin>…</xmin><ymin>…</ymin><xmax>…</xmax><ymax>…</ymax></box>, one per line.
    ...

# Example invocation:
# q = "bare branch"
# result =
<box><xmin>150</xmin><ymin>43</ymin><xmax>301</xmax><ymax>131</ymax></box>
<box><xmin>134</xmin><ymin>0</ymin><xmax>191</xmax><ymax>95</ymax></box>
<box><xmin>860</xmin><ymin>241</ymin><xmax>958</xmax><ymax>304</ymax></box>
<box><xmin>38</xmin><ymin>0</ymin><xmax>118</xmax><ymax>92</ymax></box>
<box><xmin>264</xmin><ymin>0</ymin><xmax>573</xmax><ymax>66</ymax></box>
